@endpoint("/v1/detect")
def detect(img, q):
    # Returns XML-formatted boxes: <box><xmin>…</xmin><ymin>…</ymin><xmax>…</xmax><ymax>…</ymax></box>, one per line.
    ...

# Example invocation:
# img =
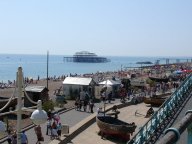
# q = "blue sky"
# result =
<box><xmin>0</xmin><ymin>0</ymin><xmax>191</xmax><ymax>56</ymax></box>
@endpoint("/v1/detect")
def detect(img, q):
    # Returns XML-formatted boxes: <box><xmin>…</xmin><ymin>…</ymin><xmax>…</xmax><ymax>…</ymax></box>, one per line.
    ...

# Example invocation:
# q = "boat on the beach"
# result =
<box><xmin>152</xmin><ymin>91</ymin><xmax>172</xmax><ymax>98</ymax></box>
<box><xmin>0</xmin><ymin>96</ymin><xmax>17</xmax><ymax>111</ymax></box>
<box><xmin>96</xmin><ymin>116</ymin><xmax>137</xmax><ymax>141</ymax></box>
<box><xmin>63</xmin><ymin>51</ymin><xmax>110</xmax><ymax>63</ymax></box>
<box><xmin>130</xmin><ymin>78</ymin><xmax>147</xmax><ymax>87</ymax></box>
<box><xmin>144</xmin><ymin>96</ymin><xmax>168</xmax><ymax>106</ymax></box>
<box><xmin>144</xmin><ymin>91</ymin><xmax>173</xmax><ymax>106</ymax></box>
<box><xmin>149</xmin><ymin>76</ymin><xmax>169</xmax><ymax>83</ymax></box>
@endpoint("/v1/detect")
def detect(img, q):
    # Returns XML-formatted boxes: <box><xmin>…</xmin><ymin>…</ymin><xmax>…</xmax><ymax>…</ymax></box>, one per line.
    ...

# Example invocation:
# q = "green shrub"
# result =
<box><xmin>146</xmin><ymin>78</ymin><xmax>156</xmax><ymax>87</ymax></box>
<box><xmin>42</xmin><ymin>100</ymin><xmax>55</xmax><ymax>112</ymax></box>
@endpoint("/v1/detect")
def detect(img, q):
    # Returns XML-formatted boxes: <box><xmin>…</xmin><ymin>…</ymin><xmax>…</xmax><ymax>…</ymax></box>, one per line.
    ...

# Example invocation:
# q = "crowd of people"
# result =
<box><xmin>46</xmin><ymin>110</ymin><xmax>62</xmax><ymax>140</ymax></box>
<box><xmin>5</xmin><ymin>109</ymin><xmax>63</xmax><ymax>144</ymax></box>
<box><xmin>75</xmin><ymin>99</ymin><xmax>95</xmax><ymax>113</ymax></box>
<box><xmin>7</xmin><ymin>130</ymin><xmax>28</xmax><ymax>144</ymax></box>
<box><xmin>74</xmin><ymin>90</ymin><xmax>95</xmax><ymax>113</ymax></box>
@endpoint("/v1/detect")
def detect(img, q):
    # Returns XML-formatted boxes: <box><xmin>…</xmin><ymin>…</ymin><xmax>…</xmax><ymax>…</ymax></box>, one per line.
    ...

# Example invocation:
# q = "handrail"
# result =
<box><xmin>22</xmin><ymin>76</ymin><xmax>38</xmax><ymax>105</ymax></box>
<box><xmin>128</xmin><ymin>74</ymin><xmax>192</xmax><ymax>144</ymax></box>
<box><xmin>0</xmin><ymin>87</ymin><xmax>16</xmax><ymax>112</ymax></box>
<box><xmin>156</xmin><ymin>110</ymin><xmax>192</xmax><ymax>144</ymax></box>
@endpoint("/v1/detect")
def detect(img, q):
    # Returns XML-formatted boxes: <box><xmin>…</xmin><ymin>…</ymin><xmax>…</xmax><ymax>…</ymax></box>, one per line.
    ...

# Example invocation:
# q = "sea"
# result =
<box><xmin>0</xmin><ymin>54</ymin><xmax>191</xmax><ymax>82</ymax></box>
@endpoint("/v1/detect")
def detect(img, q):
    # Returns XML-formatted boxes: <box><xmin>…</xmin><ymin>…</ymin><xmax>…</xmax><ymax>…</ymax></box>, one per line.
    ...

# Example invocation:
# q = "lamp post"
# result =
<box><xmin>0</xmin><ymin>67</ymin><xmax>48</xmax><ymax>144</ymax></box>
<box><xmin>17</xmin><ymin>67</ymin><xmax>22</xmax><ymax>143</ymax></box>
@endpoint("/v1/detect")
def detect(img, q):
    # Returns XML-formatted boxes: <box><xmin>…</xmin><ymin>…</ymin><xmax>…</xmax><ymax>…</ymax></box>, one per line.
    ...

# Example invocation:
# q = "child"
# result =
<box><xmin>51</xmin><ymin>121</ymin><xmax>58</xmax><ymax>139</ymax></box>
<box><xmin>57</xmin><ymin>123</ymin><xmax>62</xmax><ymax>139</ymax></box>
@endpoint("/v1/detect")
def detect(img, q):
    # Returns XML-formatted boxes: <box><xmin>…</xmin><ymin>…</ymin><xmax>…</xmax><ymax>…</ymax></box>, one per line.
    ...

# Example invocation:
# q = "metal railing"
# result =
<box><xmin>156</xmin><ymin>110</ymin><xmax>192</xmax><ymax>144</ymax></box>
<box><xmin>127</xmin><ymin>74</ymin><xmax>192</xmax><ymax>144</ymax></box>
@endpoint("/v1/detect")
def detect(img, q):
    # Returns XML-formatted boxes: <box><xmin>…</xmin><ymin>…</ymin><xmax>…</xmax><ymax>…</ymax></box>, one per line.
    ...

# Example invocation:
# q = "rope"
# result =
<box><xmin>0</xmin><ymin>86</ymin><xmax>16</xmax><ymax>112</ymax></box>
<box><xmin>22</xmin><ymin>78</ymin><xmax>38</xmax><ymax>105</ymax></box>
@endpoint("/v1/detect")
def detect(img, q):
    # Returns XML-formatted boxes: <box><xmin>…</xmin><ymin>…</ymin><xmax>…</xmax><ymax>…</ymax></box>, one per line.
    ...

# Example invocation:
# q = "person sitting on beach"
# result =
<box><xmin>145</xmin><ymin>107</ymin><xmax>154</xmax><ymax>118</ymax></box>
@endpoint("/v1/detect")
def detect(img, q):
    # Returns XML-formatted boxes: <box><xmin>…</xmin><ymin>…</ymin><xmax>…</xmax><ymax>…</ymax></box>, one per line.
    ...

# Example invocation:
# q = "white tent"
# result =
<box><xmin>98</xmin><ymin>79</ymin><xmax>121</xmax><ymax>86</ymax></box>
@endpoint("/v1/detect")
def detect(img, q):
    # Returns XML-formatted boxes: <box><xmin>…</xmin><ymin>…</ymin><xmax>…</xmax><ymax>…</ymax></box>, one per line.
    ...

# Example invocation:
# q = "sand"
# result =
<box><xmin>0</xmin><ymin>79</ymin><xmax>76</xmax><ymax>109</ymax></box>
<box><xmin>0</xmin><ymin>79</ymin><xmax>62</xmax><ymax>98</ymax></box>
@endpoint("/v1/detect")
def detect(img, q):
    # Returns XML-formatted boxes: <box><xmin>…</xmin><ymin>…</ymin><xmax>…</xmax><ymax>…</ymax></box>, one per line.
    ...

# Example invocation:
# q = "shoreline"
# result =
<box><xmin>0</xmin><ymin>62</ymin><xmax>191</xmax><ymax>98</ymax></box>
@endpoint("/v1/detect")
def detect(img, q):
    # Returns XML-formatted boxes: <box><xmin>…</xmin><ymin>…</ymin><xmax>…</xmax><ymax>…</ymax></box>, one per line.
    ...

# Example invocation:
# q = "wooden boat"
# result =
<box><xmin>149</xmin><ymin>76</ymin><xmax>169</xmax><ymax>83</ymax></box>
<box><xmin>152</xmin><ymin>92</ymin><xmax>172</xmax><ymax>98</ymax></box>
<box><xmin>0</xmin><ymin>96</ymin><xmax>17</xmax><ymax>111</ymax></box>
<box><xmin>144</xmin><ymin>96</ymin><xmax>168</xmax><ymax>106</ymax></box>
<box><xmin>96</xmin><ymin>116</ymin><xmax>137</xmax><ymax>141</ymax></box>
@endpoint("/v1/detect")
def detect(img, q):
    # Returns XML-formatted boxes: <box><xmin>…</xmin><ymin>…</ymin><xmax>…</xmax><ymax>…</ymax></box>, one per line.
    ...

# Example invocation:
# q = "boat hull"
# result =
<box><xmin>144</xmin><ymin>97</ymin><xmax>166</xmax><ymax>106</ymax></box>
<box><xmin>149</xmin><ymin>76</ymin><xmax>169</xmax><ymax>83</ymax></box>
<box><xmin>96</xmin><ymin>116</ymin><xmax>136</xmax><ymax>141</ymax></box>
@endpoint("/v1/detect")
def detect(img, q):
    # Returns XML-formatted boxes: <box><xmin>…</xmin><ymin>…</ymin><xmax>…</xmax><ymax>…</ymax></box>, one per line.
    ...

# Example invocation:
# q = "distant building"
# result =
<box><xmin>24</xmin><ymin>86</ymin><xmax>49</xmax><ymax>107</ymax></box>
<box><xmin>62</xmin><ymin>77</ymin><xmax>96</xmax><ymax>99</ymax></box>
<box><xmin>63</xmin><ymin>51</ymin><xmax>110</xmax><ymax>63</ymax></box>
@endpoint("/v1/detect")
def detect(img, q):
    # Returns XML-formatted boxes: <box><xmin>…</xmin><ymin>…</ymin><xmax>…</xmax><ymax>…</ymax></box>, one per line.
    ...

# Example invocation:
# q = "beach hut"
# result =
<box><xmin>62</xmin><ymin>77</ymin><xmax>96</xmax><ymax>99</ymax></box>
<box><xmin>24</xmin><ymin>86</ymin><xmax>49</xmax><ymax>107</ymax></box>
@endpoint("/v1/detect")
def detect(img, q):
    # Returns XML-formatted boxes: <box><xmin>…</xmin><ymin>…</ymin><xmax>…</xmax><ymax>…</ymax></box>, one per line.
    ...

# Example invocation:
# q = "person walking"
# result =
<box><xmin>57</xmin><ymin>123</ymin><xmax>62</xmax><ymax>139</ymax></box>
<box><xmin>7</xmin><ymin>130</ymin><xmax>12</xmax><ymax>144</ymax></box>
<box><xmin>46</xmin><ymin>118</ymin><xmax>52</xmax><ymax>136</ymax></box>
<box><xmin>51</xmin><ymin>121</ymin><xmax>58</xmax><ymax>139</ymax></box>
<box><xmin>21</xmin><ymin>131</ymin><xmax>28</xmax><ymax>144</ymax></box>
<box><xmin>12</xmin><ymin>130</ymin><xmax>17</xmax><ymax>144</ymax></box>
<box><xmin>34</xmin><ymin>125</ymin><xmax>44</xmax><ymax>144</ymax></box>
<box><xmin>89</xmin><ymin>99</ymin><xmax>94</xmax><ymax>113</ymax></box>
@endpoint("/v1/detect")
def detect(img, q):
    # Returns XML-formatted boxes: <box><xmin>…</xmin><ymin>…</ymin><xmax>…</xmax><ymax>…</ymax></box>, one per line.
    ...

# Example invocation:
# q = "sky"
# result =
<box><xmin>0</xmin><ymin>0</ymin><xmax>191</xmax><ymax>57</ymax></box>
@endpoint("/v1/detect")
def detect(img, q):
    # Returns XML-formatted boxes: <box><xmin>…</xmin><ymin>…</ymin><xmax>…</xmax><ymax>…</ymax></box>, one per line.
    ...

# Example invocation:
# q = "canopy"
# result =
<box><xmin>98</xmin><ymin>79</ymin><xmax>121</xmax><ymax>86</ymax></box>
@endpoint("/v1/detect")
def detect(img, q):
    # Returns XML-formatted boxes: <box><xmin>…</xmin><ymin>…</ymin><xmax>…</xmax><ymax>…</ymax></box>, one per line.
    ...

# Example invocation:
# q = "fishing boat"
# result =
<box><xmin>96</xmin><ymin>116</ymin><xmax>137</xmax><ymax>141</ymax></box>
<box><xmin>149</xmin><ymin>76</ymin><xmax>169</xmax><ymax>83</ymax></box>
<box><xmin>152</xmin><ymin>91</ymin><xmax>172</xmax><ymax>98</ymax></box>
<box><xmin>144</xmin><ymin>96</ymin><xmax>168</xmax><ymax>106</ymax></box>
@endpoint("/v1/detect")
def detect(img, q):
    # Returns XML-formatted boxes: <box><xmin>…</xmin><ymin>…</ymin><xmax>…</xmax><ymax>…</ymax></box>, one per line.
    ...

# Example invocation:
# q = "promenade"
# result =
<box><xmin>47</xmin><ymin>100</ymin><xmax>159</xmax><ymax>144</ymax></box>
<box><xmin>2</xmin><ymin>95</ymin><xmax>191</xmax><ymax>144</ymax></box>
<box><xmin>1</xmin><ymin>99</ymin><xmax>119</xmax><ymax>144</ymax></box>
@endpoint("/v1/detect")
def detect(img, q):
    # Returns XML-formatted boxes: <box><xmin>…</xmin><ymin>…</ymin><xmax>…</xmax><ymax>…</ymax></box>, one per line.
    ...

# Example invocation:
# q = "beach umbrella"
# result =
<box><xmin>173</xmin><ymin>70</ymin><xmax>183</xmax><ymax>74</ymax></box>
<box><xmin>99</xmin><ymin>79</ymin><xmax>121</xmax><ymax>86</ymax></box>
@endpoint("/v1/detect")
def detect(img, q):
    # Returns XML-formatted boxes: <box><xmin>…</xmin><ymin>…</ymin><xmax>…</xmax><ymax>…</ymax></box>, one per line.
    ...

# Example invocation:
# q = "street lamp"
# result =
<box><xmin>0</xmin><ymin>67</ymin><xmax>48</xmax><ymax>144</ymax></box>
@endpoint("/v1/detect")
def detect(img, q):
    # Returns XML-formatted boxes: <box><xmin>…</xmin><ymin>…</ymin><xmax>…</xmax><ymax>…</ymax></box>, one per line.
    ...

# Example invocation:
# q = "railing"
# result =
<box><xmin>156</xmin><ymin>110</ymin><xmax>192</xmax><ymax>144</ymax></box>
<box><xmin>127</xmin><ymin>74</ymin><xmax>192</xmax><ymax>144</ymax></box>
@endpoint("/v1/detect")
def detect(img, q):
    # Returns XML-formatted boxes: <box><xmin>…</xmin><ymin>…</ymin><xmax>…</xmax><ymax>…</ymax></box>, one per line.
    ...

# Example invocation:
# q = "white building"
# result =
<box><xmin>62</xmin><ymin>77</ymin><xmax>96</xmax><ymax>99</ymax></box>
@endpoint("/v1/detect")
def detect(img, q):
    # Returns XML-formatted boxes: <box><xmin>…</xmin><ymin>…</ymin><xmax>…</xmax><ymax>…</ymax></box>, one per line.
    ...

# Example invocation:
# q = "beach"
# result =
<box><xmin>0</xmin><ymin>79</ymin><xmax>75</xmax><ymax>133</ymax></box>
<box><xmin>0</xmin><ymin>61</ymin><xmax>191</xmax><ymax>143</ymax></box>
